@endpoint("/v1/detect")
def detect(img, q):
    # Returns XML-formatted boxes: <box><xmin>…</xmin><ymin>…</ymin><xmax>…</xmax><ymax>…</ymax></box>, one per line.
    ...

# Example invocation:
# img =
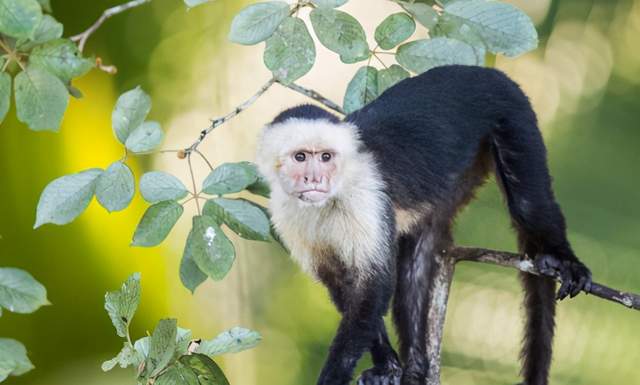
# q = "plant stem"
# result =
<box><xmin>186</xmin><ymin>153</ymin><xmax>201</xmax><ymax>215</ymax></box>
<box><xmin>70</xmin><ymin>0</ymin><xmax>153</xmax><ymax>52</ymax></box>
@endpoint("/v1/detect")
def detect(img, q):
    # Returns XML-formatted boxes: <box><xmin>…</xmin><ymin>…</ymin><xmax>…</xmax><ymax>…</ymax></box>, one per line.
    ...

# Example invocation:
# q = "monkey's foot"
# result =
<box><xmin>536</xmin><ymin>254</ymin><xmax>592</xmax><ymax>300</ymax></box>
<box><xmin>356</xmin><ymin>364</ymin><xmax>402</xmax><ymax>385</ymax></box>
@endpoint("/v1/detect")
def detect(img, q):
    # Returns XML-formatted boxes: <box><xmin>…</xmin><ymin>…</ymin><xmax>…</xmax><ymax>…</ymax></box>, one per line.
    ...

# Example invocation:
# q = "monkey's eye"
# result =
<box><xmin>321</xmin><ymin>153</ymin><xmax>332</xmax><ymax>162</ymax></box>
<box><xmin>294</xmin><ymin>152</ymin><xmax>306</xmax><ymax>162</ymax></box>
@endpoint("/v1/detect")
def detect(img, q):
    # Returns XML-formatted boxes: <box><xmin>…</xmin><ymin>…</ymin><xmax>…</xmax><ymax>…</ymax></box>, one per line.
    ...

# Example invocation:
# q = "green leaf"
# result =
<box><xmin>310</xmin><ymin>8</ymin><xmax>369</xmax><ymax>60</ymax></box>
<box><xmin>101</xmin><ymin>342</ymin><xmax>142</xmax><ymax>372</ymax></box>
<box><xmin>339</xmin><ymin>50</ymin><xmax>371</xmax><ymax>64</ymax></box>
<box><xmin>397</xmin><ymin>2</ymin><xmax>438</xmax><ymax>29</ymax></box>
<box><xmin>155</xmin><ymin>362</ymin><xmax>199</xmax><ymax>385</ymax></box>
<box><xmin>432</xmin><ymin>12</ymin><xmax>487</xmax><ymax>65</ymax></box>
<box><xmin>264</xmin><ymin>17</ymin><xmax>315</xmax><ymax>85</ymax></box>
<box><xmin>197</xmin><ymin>327</ymin><xmax>261</xmax><ymax>356</ymax></box>
<box><xmin>202</xmin><ymin>162</ymin><xmax>259</xmax><ymax>196</ymax></box>
<box><xmin>30</xmin><ymin>14</ymin><xmax>62</xmax><ymax>43</ymax></box>
<box><xmin>174</xmin><ymin>327</ymin><xmax>193</xmax><ymax>357</ymax></box>
<box><xmin>124</xmin><ymin>121</ymin><xmax>164</xmax><ymax>153</ymax></box>
<box><xmin>396</xmin><ymin>37</ymin><xmax>478</xmax><ymax>74</ymax></box>
<box><xmin>0</xmin><ymin>0</ymin><xmax>42</xmax><ymax>39</ymax></box>
<box><xmin>311</xmin><ymin>0</ymin><xmax>348</xmax><ymax>7</ymax></box>
<box><xmin>112</xmin><ymin>86</ymin><xmax>152</xmax><ymax>144</ymax></box>
<box><xmin>203</xmin><ymin>198</ymin><xmax>270</xmax><ymax>241</ymax></box>
<box><xmin>34</xmin><ymin>168</ymin><xmax>102</xmax><ymax>228</ymax></box>
<box><xmin>377</xmin><ymin>64</ymin><xmax>410</xmax><ymax>94</ymax></box>
<box><xmin>190</xmin><ymin>215</ymin><xmax>235</xmax><ymax>281</ymax></box>
<box><xmin>133</xmin><ymin>327</ymin><xmax>191</xmax><ymax>362</ymax></box>
<box><xmin>147</xmin><ymin>319</ymin><xmax>177</xmax><ymax>377</ymax></box>
<box><xmin>14</xmin><ymin>66</ymin><xmax>69</xmax><ymax>132</ymax></box>
<box><xmin>442</xmin><ymin>0</ymin><xmax>538</xmax><ymax>57</ymax></box>
<box><xmin>228</xmin><ymin>1</ymin><xmax>290</xmax><ymax>45</ymax></box>
<box><xmin>38</xmin><ymin>0</ymin><xmax>53</xmax><ymax>13</ymax></box>
<box><xmin>374</xmin><ymin>13</ymin><xmax>415</xmax><ymax>50</ymax></box>
<box><xmin>131</xmin><ymin>201</ymin><xmax>183</xmax><ymax>247</ymax></box>
<box><xmin>183</xmin><ymin>0</ymin><xmax>212</xmax><ymax>8</ymax></box>
<box><xmin>140</xmin><ymin>171</ymin><xmax>189</xmax><ymax>203</ymax></box>
<box><xmin>0</xmin><ymin>338</ymin><xmax>34</xmax><ymax>382</ymax></box>
<box><xmin>104</xmin><ymin>273</ymin><xmax>141</xmax><ymax>338</ymax></box>
<box><xmin>246</xmin><ymin>173</ymin><xmax>270</xmax><ymax>198</ymax></box>
<box><xmin>29</xmin><ymin>39</ymin><xmax>93</xmax><ymax>82</ymax></box>
<box><xmin>180</xmin><ymin>229</ymin><xmax>208</xmax><ymax>294</ymax></box>
<box><xmin>343</xmin><ymin>66</ymin><xmax>378</xmax><ymax>114</ymax></box>
<box><xmin>0</xmin><ymin>268</ymin><xmax>48</xmax><ymax>314</ymax></box>
<box><xmin>179</xmin><ymin>354</ymin><xmax>229</xmax><ymax>385</ymax></box>
<box><xmin>133</xmin><ymin>336</ymin><xmax>150</xmax><ymax>359</ymax></box>
<box><xmin>0</xmin><ymin>72</ymin><xmax>10</xmax><ymax>124</ymax></box>
<box><xmin>96</xmin><ymin>161</ymin><xmax>135</xmax><ymax>213</ymax></box>
<box><xmin>37</xmin><ymin>0</ymin><xmax>51</xmax><ymax>12</ymax></box>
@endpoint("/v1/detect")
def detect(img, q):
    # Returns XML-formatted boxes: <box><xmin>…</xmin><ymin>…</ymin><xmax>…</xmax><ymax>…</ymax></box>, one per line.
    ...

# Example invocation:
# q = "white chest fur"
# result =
<box><xmin>269</xmin><ymin>170</ymin><xmax>390</xmax><ymax>278</ymax></box>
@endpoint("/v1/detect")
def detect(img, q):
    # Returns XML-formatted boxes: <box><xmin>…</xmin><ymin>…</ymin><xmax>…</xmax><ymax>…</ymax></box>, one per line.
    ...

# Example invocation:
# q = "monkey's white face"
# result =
<box><xmin>256</xmin><ymin>118</ymin><xmax>361</xmax><ymax>208</ymax></box>
<box><xmin>277</xmin><ymin>148</ymin><xmax>339</xmax><ymax>205</ymax></box>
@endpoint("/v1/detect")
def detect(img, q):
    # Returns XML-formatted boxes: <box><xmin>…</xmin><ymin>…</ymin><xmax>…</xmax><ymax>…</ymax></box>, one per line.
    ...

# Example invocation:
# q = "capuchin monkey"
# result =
<box><xmin>256</xmin><ymin>65</ymin><xmax>592</xmax><ymax>385</ymax></box>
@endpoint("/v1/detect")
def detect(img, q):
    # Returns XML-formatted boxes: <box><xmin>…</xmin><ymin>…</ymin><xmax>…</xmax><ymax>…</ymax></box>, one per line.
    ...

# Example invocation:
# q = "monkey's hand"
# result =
<box><xmin>356</xmin><ymin>360</ymin><xmax>402</xmax><ymax>385</ymax></box>
<box><xmin>535</xmin><ymin>254</ymin><xmax>592</xmax><ymax>300</ymax></box>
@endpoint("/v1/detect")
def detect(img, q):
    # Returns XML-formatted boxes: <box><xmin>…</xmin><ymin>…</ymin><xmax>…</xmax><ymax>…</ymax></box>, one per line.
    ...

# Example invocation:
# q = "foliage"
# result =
<box><xmin>0</xmin><ymin>0</ymin><xmax>94</xmax><ymax>131</ymax></box>
<box><xmin>0</xmin><ymin>268</ymin><xmax>47</xmax><ymax>382</ymax></box>
<box><xmin>229</xmin><ymin>0</ymin><xmax>538</xmax><ymax>112</ymax></box>
<box><xmin>101</xmin><ymin>274</ymin><xmax>260</xmax><ymax>385</ymax></box>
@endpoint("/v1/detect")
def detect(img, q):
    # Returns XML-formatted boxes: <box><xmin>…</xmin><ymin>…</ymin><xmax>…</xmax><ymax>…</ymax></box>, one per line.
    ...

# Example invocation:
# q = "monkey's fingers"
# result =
<box><xmin>570</xmin><ymin>275</ymin><xmax>588</xmax><ymax>298</ymax></box>
<box><xmin>556</xmin><ymin>268</ymin><xmax>574</xmax><ymax>300</ymax></box>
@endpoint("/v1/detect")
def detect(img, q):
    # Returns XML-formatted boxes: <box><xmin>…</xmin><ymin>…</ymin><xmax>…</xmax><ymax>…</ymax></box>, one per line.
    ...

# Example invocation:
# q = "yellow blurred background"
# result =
<box><xmin>0</xmin><ymin>0</ymin><xmax>639</xmax><ymax>384</ymax></box>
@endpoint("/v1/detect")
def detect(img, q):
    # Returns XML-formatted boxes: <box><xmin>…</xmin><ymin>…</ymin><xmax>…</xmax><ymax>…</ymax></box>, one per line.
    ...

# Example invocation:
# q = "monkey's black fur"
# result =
<box><xmin>272</xmin><ymin>65</ymin><xmax>591</xmax><ymax>385</ymax></box>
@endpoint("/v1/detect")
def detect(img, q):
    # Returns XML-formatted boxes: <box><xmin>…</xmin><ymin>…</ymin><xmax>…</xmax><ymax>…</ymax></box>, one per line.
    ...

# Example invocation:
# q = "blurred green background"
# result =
<box><xmin>0</xmin><ymin>0</ymin><xmax>639</xmax><ymax>384</ymax></box>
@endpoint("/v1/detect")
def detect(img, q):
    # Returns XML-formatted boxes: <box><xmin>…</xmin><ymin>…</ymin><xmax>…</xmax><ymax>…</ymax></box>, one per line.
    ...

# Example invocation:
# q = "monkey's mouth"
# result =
<box><xmin>296</xmin><ymin>189</ymin><xmax>330</xmax><ymax>203</ymax></box>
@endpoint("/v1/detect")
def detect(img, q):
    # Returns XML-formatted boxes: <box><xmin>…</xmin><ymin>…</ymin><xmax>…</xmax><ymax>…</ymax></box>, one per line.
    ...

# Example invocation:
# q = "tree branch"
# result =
<box><xmin>183</xmin><ymin>79</ymin><xmax>345</xmax><ymax>154</ymax></box>
<box><xmin>70</xmin><ymin>0</ymin><xmax>153</xmax><ymax>52</ymax></box>
<box><xmin>184</xmin><ymin>78</ymin><xmax>277</xmax><ymax>154</ymax></box>
<box><xmin>452</xmin><ymin>246</ymin><xmax>640</xmax><ymax>310</ymax></box>
<box><xmin>277</xmin><ymin>80</ymin><xmax>346</xmax><ymax>115</ymax></box>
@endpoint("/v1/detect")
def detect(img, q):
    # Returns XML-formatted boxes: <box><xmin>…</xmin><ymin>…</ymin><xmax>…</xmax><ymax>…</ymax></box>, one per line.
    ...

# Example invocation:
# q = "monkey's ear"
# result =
<box><xmin>271</xmin><ymin>104</ymin><xmax>340</xmax><ymax>126</ymax></box>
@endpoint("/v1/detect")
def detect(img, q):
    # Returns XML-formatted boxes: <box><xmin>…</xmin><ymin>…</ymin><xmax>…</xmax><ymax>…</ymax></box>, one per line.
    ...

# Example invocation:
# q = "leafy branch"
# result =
<box><xmin>101</xmin><ymin>274</ymin><xmax>260</xmax><ymax>385</ymax></box>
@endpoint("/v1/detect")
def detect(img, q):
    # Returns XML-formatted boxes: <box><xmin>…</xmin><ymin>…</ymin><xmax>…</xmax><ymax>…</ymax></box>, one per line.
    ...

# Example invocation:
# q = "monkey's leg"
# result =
<box><xmin>317</xmin><ymin>265</ymin><xmax>395</xmax><ymax>385</ymax></box>
<box><xmin>392</xmin><ymin>232</ymin><xmax>437</xmax><ymax>385</ymax></box>
<box><xmin>357</xmin><ymin>322</ymin><xmax>402</xmax><ymax>385</ymax></box>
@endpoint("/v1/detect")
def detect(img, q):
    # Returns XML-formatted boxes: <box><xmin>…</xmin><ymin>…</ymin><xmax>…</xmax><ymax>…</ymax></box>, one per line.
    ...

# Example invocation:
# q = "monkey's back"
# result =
<box><xmin>345</xmin><ymin>65</ymin><xmax>535</xmax><ymax>208</ymax></box>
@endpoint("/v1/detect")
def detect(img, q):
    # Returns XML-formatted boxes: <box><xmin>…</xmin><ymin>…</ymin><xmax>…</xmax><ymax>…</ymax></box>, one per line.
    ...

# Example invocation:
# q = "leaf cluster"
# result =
<box><xmin>102</xmin><ymin>274</ymin><xmax>261</xmax><ymax>385</ymax></box>
<box><xmin>0</xmin><ymin>0</ymin><xmax>94</xmax><ymax>131</ymax></box>
<box><xmin>228</xmin><ymin>0</ymin><xmax>538</xmax><ymax>112</ymax></box>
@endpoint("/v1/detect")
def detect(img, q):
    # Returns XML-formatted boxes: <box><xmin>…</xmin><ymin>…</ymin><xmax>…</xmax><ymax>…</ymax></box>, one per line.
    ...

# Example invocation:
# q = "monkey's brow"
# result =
<box><xmin>294</xmin><ymin>148</ymin><xmax>331</xmax><ymax>154</ymax></box>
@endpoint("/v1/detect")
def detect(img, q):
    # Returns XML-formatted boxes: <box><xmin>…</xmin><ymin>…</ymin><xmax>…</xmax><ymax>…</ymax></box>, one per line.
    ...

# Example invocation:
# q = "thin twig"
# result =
<box><xmin>372</xmin><ymin>52</ymin><xmax>389</xmax><ymax>69</ymax></box>
<box><xmin>194</xmin><ymin>149</ymin><xmax>214</xmax><ymax>171</ymax></box>
<box><xmin>70</xmin><ymin>0</ymin><xmax>152</xmax><ymax>52</ymax></box>
<box><xmin>452</xmin><ymin>246</ymin><xmax>640</xmax><ymax>311</ymax></box>
<box><xmin>184</xmin><ymin>78</ymin><xmax>277</xmax><ymax>154</ymax></box>
<box><xmin>186</xmin><ymin>153</ymin><xmax>201</xmax><ymax>215</ymax></box>
<box><xmin>277</xmin><ymin>80</ymin><xmax>346</xmax><ymax>115</ymax></box>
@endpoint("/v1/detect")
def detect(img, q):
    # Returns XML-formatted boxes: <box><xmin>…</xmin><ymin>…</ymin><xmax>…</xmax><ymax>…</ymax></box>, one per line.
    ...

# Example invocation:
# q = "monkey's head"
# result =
<box><xmin>256</xmin><ymin>106</ymin><xmax>361</xmax><ymax>207</ymax></box>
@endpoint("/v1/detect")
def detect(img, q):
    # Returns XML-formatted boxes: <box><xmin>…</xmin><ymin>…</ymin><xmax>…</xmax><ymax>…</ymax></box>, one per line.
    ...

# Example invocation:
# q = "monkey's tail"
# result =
<box><xmin>490</xmin><ymin>107</ymin><xmax>565</xmax><ymax>385</ymax></box>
